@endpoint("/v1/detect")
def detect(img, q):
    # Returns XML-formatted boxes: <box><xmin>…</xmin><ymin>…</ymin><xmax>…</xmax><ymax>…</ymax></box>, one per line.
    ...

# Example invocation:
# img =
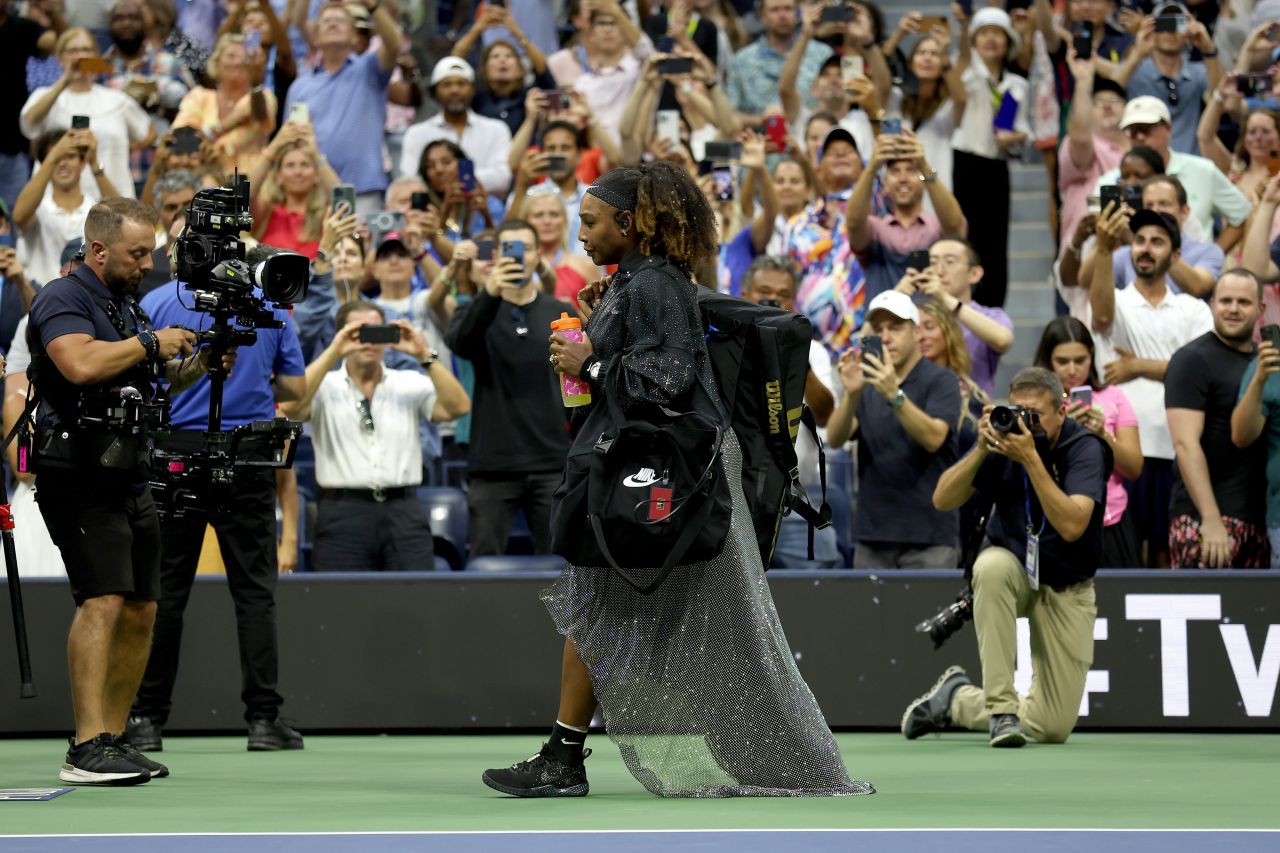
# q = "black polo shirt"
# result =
<box><xmin>973</xmin><ymin>419</ymin><xmax>1109</xmax><ymax>586</ymax></box>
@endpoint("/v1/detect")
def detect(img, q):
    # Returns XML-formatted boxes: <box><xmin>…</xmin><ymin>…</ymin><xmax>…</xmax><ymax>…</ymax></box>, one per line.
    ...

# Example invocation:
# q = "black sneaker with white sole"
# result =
<box><xmin>901</xmin><ymin>665</ymin><xmax>972</xmax><ymax>739</ymax></box>
<box><xmin>483</xmin><ymin>744</ymin><xmax>591</xmax><ymax>797</ymax></box>
<box><xmin>60</xmin><ymin>733</ymin><xmax>151</xmax><ymax>786</ymax></box>
<box><xmin>115</xmin><ymin>733</ymin><xmax>169</xmax><ymax>778</ymax></box>
<box><xmin>989</xmin><ymin>714</ymin><xmax>1027</xmax><ymax>748</ymax></box>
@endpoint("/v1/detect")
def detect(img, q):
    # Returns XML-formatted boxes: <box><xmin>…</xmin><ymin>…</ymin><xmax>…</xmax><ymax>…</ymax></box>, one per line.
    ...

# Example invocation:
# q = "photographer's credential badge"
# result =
<box><xmin>1023</xmin><ymin>472</ymin><xmax>1043</xmax><ymax>591</ymax></box>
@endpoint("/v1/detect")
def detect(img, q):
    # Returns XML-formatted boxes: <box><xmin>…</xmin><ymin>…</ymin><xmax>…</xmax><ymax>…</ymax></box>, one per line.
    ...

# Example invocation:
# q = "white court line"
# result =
<box><xmin>2</xmin><ymin>829</ymin><xmax>1278</xmax><ymax>839</ymax></box>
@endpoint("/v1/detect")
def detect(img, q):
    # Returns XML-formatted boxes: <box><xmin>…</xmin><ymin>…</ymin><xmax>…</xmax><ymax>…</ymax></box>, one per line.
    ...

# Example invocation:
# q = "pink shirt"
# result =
<box><xmin>1093</xmin><ymin>384</ymin><xmax>1138</xmax><ymax>527</ymax></box>
<box><xmin>1057</xmin><ymin>135</ymin><xmax>1124</xmax><ymax>258</ymax></box>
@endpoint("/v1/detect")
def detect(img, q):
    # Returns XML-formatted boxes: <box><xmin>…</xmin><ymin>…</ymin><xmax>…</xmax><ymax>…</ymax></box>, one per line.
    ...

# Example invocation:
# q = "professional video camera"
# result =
<box><xmin>150</xmin><ymin>177</ymin><xmax>308</xmax><ymax>518</ymax></box>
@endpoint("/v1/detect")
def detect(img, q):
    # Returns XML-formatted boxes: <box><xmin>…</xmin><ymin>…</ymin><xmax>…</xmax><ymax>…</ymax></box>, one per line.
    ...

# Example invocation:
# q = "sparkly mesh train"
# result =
<box><xmin>542</xmin><ymin>428</ymin><xmax>874</xmax><ymax>798</ymax></box>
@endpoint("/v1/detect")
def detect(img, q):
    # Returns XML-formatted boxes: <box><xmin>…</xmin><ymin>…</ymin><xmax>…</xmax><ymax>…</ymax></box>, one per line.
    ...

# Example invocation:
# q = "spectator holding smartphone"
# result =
<box><xmin>13</xmin><ymin>129</ymin><xmax>120</xmax><ymax>285</ymax></box>
<box><xmin>21</xmin><ymin>27</ymin><xmax>155</xmax><ymax>200</ymax></box>
<box><xmin>172</xmin><ymin>33</ymin><xmax>277</xmax><ymax>176</ymax></box>
<box><xmin>1035</xmin><ymin>317</ymin><xmax>1144</xmax><ymax>567</ymax></box>
<box><xmin>1196</xmin><ymin>72</ymin><xmax>1280</xmax><ymax>203</ymax></box>
<box><xmin>246</xmin><ymin>121</ymin><xmax>341</xmax><ymax>259</ymax></box>
<box><xmin>418</xmin><ymin>139</ymin><xmax>505</xmax><ymax>248</ymax></box>
<box><xmin>451</xmin><ymin>6</ymin><xmax>555</xmax><ymax>134</ymax></box>
<box><xmin>509</xmin><ymin>119</ymin><xmax>590</xmax><ymax>254</ymax></box>
<box><xmin>1232</xmin><ymin>320</ymin><xmax>1280</xmax><ymax>568</ymax></box>
<box><xmin>400</xmin><ymin>58</ymin><xmax>514</xmax><ymax>198</ymax></box>
<box><xmin>1059</xmin><ymin>47</ymin><xmax>1127</xmax><ymax>262</ymax></box>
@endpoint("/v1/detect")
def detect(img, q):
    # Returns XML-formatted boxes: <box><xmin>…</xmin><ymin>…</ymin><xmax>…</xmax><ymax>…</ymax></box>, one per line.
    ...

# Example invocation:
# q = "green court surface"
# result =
<box><xmin>1</xmin><ymin>733</ymin><xmax>1277</xmax><ymax>835</ymax></box>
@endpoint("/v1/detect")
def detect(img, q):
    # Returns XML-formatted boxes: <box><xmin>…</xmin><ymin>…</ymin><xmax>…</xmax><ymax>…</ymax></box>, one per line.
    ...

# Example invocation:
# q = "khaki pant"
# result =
<box><xmin>950</xmin><ymin>547</ymin><xmax>1097</xmax><ymax>743</ymax></box>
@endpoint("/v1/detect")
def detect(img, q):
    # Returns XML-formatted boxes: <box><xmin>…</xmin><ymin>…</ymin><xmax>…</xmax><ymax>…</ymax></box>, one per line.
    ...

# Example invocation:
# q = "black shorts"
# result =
<box><xmin>36</xmin><ymin>477</ymin><xmax>162</xmax><ymax>605</ymax></box>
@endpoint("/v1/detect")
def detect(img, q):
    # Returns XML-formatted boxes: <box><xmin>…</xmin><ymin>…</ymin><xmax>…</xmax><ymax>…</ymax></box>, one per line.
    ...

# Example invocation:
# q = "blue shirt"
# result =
<box><xmin>284</xmin><ymin>50</ymin><xmax>392</xmax><ymax>193</ymax></box>
<box><xmin>726</xmin><ymin>37</ymin><xmax>832</xmax><ymax>117</ymax></box>
<box><xmin>1112</xmin><ymin>236</ymin><xmax>1224</xmax><ymax>297</ymax></box>
<box><xmin>140</xmin><ymin>281</ymin><xmax>305</xmax><ymax>430</ymax></box>
<box><xmin>718</xmin><ymin>226</ymin><xmax>761</xmax><ymax>297</ymax></box>
<box><xmin>1126</xmin><ymin>58</ymin><xmax>1208</xmax><ymax>156</ymax></box>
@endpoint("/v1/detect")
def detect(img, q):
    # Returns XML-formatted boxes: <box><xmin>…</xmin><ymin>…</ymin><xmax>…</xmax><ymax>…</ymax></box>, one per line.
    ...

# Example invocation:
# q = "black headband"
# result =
<box><xmin>585</xmin><ymin>183</ymin><xmax>636</xmax><ymax>213</ymax></box>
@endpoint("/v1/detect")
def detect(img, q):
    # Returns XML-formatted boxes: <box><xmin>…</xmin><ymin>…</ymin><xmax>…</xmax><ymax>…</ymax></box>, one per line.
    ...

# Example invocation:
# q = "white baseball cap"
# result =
<box><xmin>430</xmin><ymin>57</ymin><xmax>475</xmax><ymax>86</ymax></box>
<box><xmin>1121</xmin><ymin>95</ymin><xmax>1172</xmax><ymax>129</ymax></box>
<box><xmin>866</xmin><ymin>290</ymin><xmax>920</xmax><ymax>325</ymax></box>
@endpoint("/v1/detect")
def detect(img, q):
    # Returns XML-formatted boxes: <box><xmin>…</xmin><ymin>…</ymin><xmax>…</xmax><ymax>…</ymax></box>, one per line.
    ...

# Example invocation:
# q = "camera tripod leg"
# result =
<box><xmin>1</xmin><ymin>507</ymin><xmax>37</xmax><ymax>698</ymax></box>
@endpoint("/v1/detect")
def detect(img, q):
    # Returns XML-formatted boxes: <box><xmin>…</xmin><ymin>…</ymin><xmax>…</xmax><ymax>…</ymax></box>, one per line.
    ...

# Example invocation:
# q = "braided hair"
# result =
<box><xmin>587</xmin><ymin>161</ymin><xmax>717</xmax><ymax>280</ymax></box>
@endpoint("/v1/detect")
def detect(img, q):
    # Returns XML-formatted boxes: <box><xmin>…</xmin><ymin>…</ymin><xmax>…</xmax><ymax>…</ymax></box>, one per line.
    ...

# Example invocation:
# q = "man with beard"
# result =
<box><xmin>508</xmin><ymin>120</ymin><xmax>587</xmax><ymax>255</ymax></box>
<box><xmin>102</xmin><ymin>0</ymin><xmax>195</xmax><ymax>192</ymax></box>
<box><xmin>847</xmin><ymin>131</ymin><xmax>966</xmax><ymax>303</ymax></box>
<box><xmin>1091</xmin><ymin>207</ymin><xmax>1212</xmax><ymax>567</ymax></box>
<box><xmin>782</xmin><ymin>127</ymin><xmax>866</xmax><ymax>354</ymax></box>
<box><xmin>399</xmin><ymin>57</ymin><xmax>513</xmax><ymax>198</ymax></box>
<box><xmin>1164</xmin><ymin>270</ymin><xmax>1270</xmax><ymax>567</ymax></box>
<box><xmin>27</xmin><ymin>197</ymin><xmax>227</xmax><ymax>783</ymax></box>
<box><xmin>283</xmin><ymin>1</ymin><xmax>402</xmax><ymax>216</ymax></box>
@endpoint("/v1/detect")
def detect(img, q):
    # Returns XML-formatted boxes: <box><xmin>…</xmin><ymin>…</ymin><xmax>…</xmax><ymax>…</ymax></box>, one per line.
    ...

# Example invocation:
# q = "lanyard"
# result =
<box><xmin>686</xmin><ymin>13</ymin><xmax>700</xmax><ymax>38</ymax></box>
<box><xmin>1023</xmin><ymin>471</ymin><xmax>1047</xmax><ymax>538</ymax></box>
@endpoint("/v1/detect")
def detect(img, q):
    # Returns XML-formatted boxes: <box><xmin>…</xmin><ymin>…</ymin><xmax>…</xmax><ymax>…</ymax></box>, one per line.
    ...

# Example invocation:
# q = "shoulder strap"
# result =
<box><xmin>1</xmin><ymin>384</ymin><xmax>40</xmax><ymax>455</ymax></box>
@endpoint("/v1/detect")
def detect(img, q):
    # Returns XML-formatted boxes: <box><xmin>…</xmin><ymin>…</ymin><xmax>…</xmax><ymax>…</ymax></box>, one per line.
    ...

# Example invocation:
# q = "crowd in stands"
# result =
<box><xmin>2</xmin><ymin>0</ymin><xmax>1280</xmax><ymax>574</ymax></box>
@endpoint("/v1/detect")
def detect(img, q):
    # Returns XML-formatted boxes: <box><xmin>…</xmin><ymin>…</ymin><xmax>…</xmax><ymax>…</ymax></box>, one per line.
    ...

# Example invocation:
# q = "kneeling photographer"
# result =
<box><xmin>26</xmin><ymin>198</ymin><xmax>231</xmax><ymax>786</ymax></box>
<box><xmin>128</xmin><ymin>238</ymin><xmax>307</xmax><ymax>755</ymax></box>
<box><xmin>903</xmin><ymin>368</ymin><xmax>1110</xmax><ymax>748</ymax></box>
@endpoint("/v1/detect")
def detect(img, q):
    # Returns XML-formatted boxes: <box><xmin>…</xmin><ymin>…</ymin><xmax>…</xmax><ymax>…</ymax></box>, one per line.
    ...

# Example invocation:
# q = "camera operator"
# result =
<box><xmin>27</xmin><ymin>197</ymin><xmax>230</xmax><ymax>785</ymax></box>
<box><xmin>904</xmin><ymin>367</ymin><xmax>1110</xmax><ymax>748</ymax></box>
<box><xmin>126</xmin><ymin>243</ymin><xmax>308</xmax><ymax>755</ymax></box>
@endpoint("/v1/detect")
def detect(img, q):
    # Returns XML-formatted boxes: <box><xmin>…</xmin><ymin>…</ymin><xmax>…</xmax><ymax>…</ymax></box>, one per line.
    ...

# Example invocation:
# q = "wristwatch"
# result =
<box><xmin>888</xmin><ymin>389</ymin><xmax>906</xmax><ymax>410</ymax></box>
<box><xmin>919</xmin><ymin>168</ymin><xmax>938</xmax><ymax>184</ymax></box>
<box><xmin>92</xmin><ymin>162</ymin><xmax>105</xmax><ymax>177</ymax></box>
<box><xmin>137</xmin><ymin>331</ymin><xmax>159</xmax><ymax>360</ymax></box>
<box><xmin>421</xmin><ymin>349</ymin><xmax>440</xmax><ymax>367</ymax></box>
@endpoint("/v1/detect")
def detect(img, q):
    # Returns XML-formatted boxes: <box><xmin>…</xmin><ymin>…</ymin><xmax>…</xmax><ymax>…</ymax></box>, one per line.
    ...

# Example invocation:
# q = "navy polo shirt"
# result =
<box><xmin>853</xmin><ymin>356</ymin><xmax>961</xmax><ymax>547</ymax></box>
<box><xmin>27</xmin><ymin>265</ymin><xmax>147</xmax><ymax>428</ymax></box>
<box><xmin>140</xmin><ymin>280</ymin><xmax>305</xmax><ymax>430</ymax></box>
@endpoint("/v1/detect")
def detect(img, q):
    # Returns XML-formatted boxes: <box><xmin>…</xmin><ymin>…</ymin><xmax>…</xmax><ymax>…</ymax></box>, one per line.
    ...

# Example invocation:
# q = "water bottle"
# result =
<box><xmin>550</xmin><ymin>313</ymin><xmax>592</xmax><ymax>408</ymax></box>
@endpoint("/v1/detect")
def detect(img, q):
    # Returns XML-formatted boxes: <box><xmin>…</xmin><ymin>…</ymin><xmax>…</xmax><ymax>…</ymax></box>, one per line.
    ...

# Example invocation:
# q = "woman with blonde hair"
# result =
<box><xmin>20</xmin><ymin>27</ymin><xmax>156</xmax><ymax>199</ymax></box>
<box><xmin>173</xmin><ymin>33</ymin><xmax>278</xmax><ymax>175</ymax></box>
<box><xmin>915</xmin><ymin>297</ymin><xmax>987</xmax><ymax>447</ymax></box>
<box><xmin>519</xmin><ymin>187</ymin><xmax>598</xmax><ymax>303</ymax></box>
<box><xmin>246</xmin><ymin>122</ymin><xmax>340</xmax><ymax>259</ymax></box>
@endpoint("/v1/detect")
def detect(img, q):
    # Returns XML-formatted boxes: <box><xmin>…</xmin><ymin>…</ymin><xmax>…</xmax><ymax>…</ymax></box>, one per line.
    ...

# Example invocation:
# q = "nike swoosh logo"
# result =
<box><xmin>623</xmin><ymin>470</ymin><xmax>659</xmax><ymax>487</ymax></box>
<box><xmin>560</xmin><ymin>739</ymin><xmax>582</xmax><ymax>746</ymax></box>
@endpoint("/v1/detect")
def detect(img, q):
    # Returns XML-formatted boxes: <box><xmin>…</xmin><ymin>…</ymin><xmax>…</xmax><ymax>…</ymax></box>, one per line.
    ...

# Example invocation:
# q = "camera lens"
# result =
<box><xmin>990</xmin><ymin>405</ymin><xmax>1016</xmax><ymax>434</ymax></box>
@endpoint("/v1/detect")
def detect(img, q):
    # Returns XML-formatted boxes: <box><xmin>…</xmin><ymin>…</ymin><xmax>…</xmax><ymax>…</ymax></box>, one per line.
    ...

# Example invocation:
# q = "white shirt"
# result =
<box><xmin>1092</xmin><ymin>150</ymin><xmax>1252</xmax><ymax>239</ymax></box>
<box><xmin>798</xmin><ymin>340</ymin><xmax>835</xmax><ymax>489</ymax></box>
<box><xmin>18</xmin><ymin>193</ymin><xmax>93</xmax><ymax>285</ymax></box>
<box><xmin>887</xmin><ymin>87</ymin><xmax>958</xmax><ymax>199</ymax></box>
<box><xmin>6</xmin><ymin>315</ymin><xmax>33</xmax><ymax>376</ymax></box>
<box><xmin>311</xmin><ymin>366</ymin><xmax>438</xmax><ymax>489</ymax></box>
<box><xmin>951</xmin><ymin>64</ymin><xmax>1030</xmax><ymax>159</ymax></box>
<box><xmin>398</xmin><ymin>110</ymin><xmax>514</xmax><ymax>198</ymax></box>
<box><xmin>1094</xmin><ymin>284</ymin><xmax>1212</xmax><ymax>460</ymax></box>
<box><xmin>20</xmin><ymin>84</ymin><xmax>151</xmax><ymax>200</ymax></box>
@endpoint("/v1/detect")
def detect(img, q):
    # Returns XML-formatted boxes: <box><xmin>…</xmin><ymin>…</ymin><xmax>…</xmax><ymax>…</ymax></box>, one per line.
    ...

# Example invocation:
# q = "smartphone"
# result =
<box><xmin>1268</xmin><ymin>149</ymin><xmax>1280</xmax><ymax>177</ymax></box>
<box><xmin>1154</xmin><ymin>14</ymin><xmax>1186</xmax><ymax>33</ymax></box>
<box><xmin>71</xmin><ymin>115</ymin><xmax>90</xmax><ymax>130</ymax></box>
<box><xmin>1261</xmin><ymin>324</ymin><xmax>1280</xmax><ymax>349</ymax></box>
<box><xmin>917</xmin><ymin>15</ymin><xmax>949</xmax><ymax>31</ymax></box>
<box><xmin>170</xmin><ymin>126</ymin><xmax>201</xmax><ymax>154</ymax></box>
<box><xmin>288</xmin><ymin>101</ymin><xmax>309</xmax><ymax>124</ymax></box>
<box><xmin>656</xmin><ymin>35</ymin><xmax>675</xmax><ymax>53</ymax></box>
<box><xmin>841</xmin><ymin>54</ymin><xmax>865</xmax><ymax>83</ymax></box>
<box><xmin>1268</xmin><ymin>23</ymin><xmax>1280</xmax><ymax>41</ymax></box>
<box><xmin>358</xmin><ymin>324</ymin><xmax>402</xmax><ymax>344</ymax></box>
<box><xmin>410</xmin><ymin>191</ymin><xmax>430</xmax><ymax>211</ymax></box>
<box><xmin>1237</xmin><ymin>72</ymin><xmax>1272</xmax><ymax>97</ymax></box>
<box><xmin>457</xmin><ymin>158</ymin><xmax>477</xmax><ymax>193</ymax></box>
<box><xmin>860</xmin><ymin>335</ymin><xmax>884</xmax><ymax>362</ymax></box>
<box><xmin>704</xmin><ymin>140</ymin><xmax>742</xmax><ymax>162</ymax></box>
<box><xmin>1100</xmin><ymin>184</ymin><xmax>1124</xmax><ymax>211</ymax></box>
<box><xmin>75</xmin><ymin>56</ymin><xmax>112</xmax><ymax>74</ymax></box>
<box><xmin>544</xmin><ymin>155</ymin><xmax>568</xmax><ymax>173</ymax></box>
<box><xmin>500</xmin><ymin>239</ymin><xmax>524</xmax><ymax>265</ymax></box>
<box><xmin>332</xmin><ymin>184</ymin><xmax>356</xmax><ymax>215</ymax></box>
<box><xmin>656</xmin><ymin>109</ymin><xmax>682</xmax><ymax>146</ymax></box>
<box><xmin>821</xmin><ymin>2</ymin><xmax>854</xmax><ymax>23</ymax></box>
<box><xmin>993</xmin><ymin>91</ymin><xmax>1018</xmax><ymax>132</ymax></box>
<box><xmin>712</xmin><ymin>166</ymin><xmax>734</xmax><ymax>202</ymax></box>
<box><xmin>244</xmin><ymin>29</ymin><xmax>262</xmax><ymax>53</ymax></box>
<box><xmin>882</xmin><ymin>116</ymin><xmax>902</xmax><ymax>136</ymax></box>
<box><xmin>367</xmin><ymin>209</ymin><xmax>404</xmax><ymax>234</ymax></box>
<box><xmin>957</xmin><ymin>0</ymin><xmax>973</xmax><ymax>15</ymax></box>
<box><xmin>475</xmin><ymin>239</ymin><xmax>495</xmax><ymax>261</ymax></box>
<box><xmin>1069</xmin><ymin>385</ymin><xmax>1093</xmax><ymax>408</ymax></box>
<box><xmin>543</xmin><ymin>89</ymin><xmax>568</xmax><ymax>111</ymax></box>
<box><xmin>655</xmin><ymin>56</ymin><xmax>694</xmax><ymax>75</ymax></box>
<box><xmin>907</xmin><ymin>249</ymin><xmax>931</xmax><ymax>271</ymax></box>
<box><xmin>0</xmin><ymin>233</ymin><xmax>13</xmax><ymax>249</ymax></box>
<box><xmin>1072</xmin><ymin>21</ymin><xmax>1093</xmax><ymax>60</ymax></box>
<box><xmin>763</xmin><ymin>114</ymin><xmax>787</xmax><ymax>150</ymax></box>
<box><xmin>1122</xmin><ymin>184</ymin><xmax>1144</xmax><ymax>210</ymax></box>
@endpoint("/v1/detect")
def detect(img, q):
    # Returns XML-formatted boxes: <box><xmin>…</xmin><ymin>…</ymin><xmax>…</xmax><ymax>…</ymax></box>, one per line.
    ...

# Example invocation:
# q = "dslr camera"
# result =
<box><xmin>990</xmin><ymin>405</ymin><xmax>1040</xmax><ymax>434</ymax></box>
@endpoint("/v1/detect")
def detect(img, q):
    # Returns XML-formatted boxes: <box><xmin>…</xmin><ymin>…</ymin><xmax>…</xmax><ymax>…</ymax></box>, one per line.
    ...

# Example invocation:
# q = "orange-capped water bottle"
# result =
<box><xmin>551</xmin><ymin>313</ymin><xmax>592</xmax><ymax>407</ymax></box>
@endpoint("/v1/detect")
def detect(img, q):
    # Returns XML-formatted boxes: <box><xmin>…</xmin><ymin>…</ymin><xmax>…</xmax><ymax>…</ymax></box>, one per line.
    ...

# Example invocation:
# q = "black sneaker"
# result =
<box><xmin>902</xmin><ymin>665</ymin><xmax>971</xmax><ymax>740</ymax></box>
<box><xmin>60</xmin><ymin>733</ymin><xmax>151</xmax><ymax>786</ymax></box>
<box><xmin>482</xmin><ymin>744</ymin><xmax>591</xmax><ymax>797</ymax></box>
<box><xmin>989</xmin><ymin>714</ymin><xmax>1027</xmax><ymax>748</ymax></box>
<box><xmin>125</xmin><ymin>715</ymin><xmax>163</xmax><ymax>752</ymax></box>
<box><xmin>247</xmin><ymin>717</ymin><xmax>305</xmax><ymax>751</ymax></box>
<box><xmin>115</xmin><ymin>733</ymin><xmax>170</xmax><ymax>778</ymax></box>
